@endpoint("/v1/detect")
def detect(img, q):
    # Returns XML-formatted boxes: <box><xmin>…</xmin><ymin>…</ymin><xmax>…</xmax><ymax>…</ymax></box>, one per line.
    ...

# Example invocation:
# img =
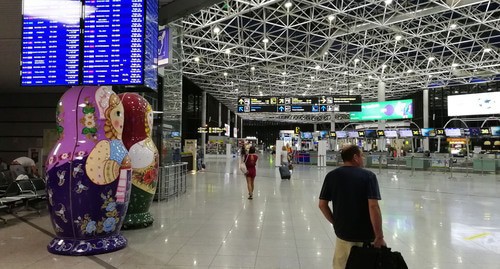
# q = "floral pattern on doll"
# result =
<box><xmin>80</xmin><ymin>97</ymin><xmax>98</xmax><ymax>141</ymax></box>
<box><xmin>74</xmin><ymin>214</ymin><xmax>97</xmax><ymax>235</ymax></box>
<box><xmin>86</xmin><ymin>88</ymin><xmax>129</xmax><ymax>185</ymax></box>
<box><xmin>74</xmin><ymin>181</ymin><xmax>89</xmax><ymax>194</ymax></box>
<box><xmin>59</xmin><ymin>152</ymin><xmax>72</xmax><ymax>161</ymax></box>
<box><xmin>48</xmin><ymin>156</ymin><xmax>57</xmax><ymax>165</ymax></box>
<box><xmin>56</xmin><ymin>101</ymin><xmax>64</xmax><ymax>139</ymax></box>
<box><xmin>97</xmin><ymin>191</ymin><xmax>120</xmax><ymax>233</ymax></box>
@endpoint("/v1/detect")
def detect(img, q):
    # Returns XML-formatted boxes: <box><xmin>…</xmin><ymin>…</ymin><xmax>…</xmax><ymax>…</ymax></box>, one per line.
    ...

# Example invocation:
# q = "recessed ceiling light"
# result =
<box><xmin>315</xmin><ymin>65</ymin><xmax>321</xmax><ymax>70</ymax></box>
<box><xmin>368</xmin><ymin>75</ymin><xmax>373</xmax><ymax>79</ymax></box>
<box><xmin>344</xmin><ymin>71</ymin><xmax>348</xmax><ymax>75</ymax></box>
<box><xmin>483</xmin><ymin>48</ymin><xmax>492</xmax><ymax>53</ymax></box>
<box><xmin>306</xmin><ymin>84</ymin><xmax>311</xmax><ymax>87</ymax></box>
<box><xmin>263</xmin><ymin>38</ymin><xmax>269</xmax><ymax>44</ymax></box>
<box><xmin>194</xmin><ymin>57</ymin><xmax>200</xmax><ymax>62</ymax></box>
<box><xmin>407</xmin><ymin>69</ymin><xmax>413</xmax><ymax>73</ymax></box>
<box><xmin>324</xmin><ymin>51</ymin><xmax>328</xmax><ymax>55</ymax></box>
<box><xmin>310</xmin><ymin>76</ymin><xmax>315</xmax><ymax>79</ymax></box>
<box><xmin>384</xmin><ymin>0</ymin><xmax>393</xmax><ymax>4</ymax></box>
<box><xmin>251</xmin><ymin>66</ymin><xmax>255</xmax><ymax>71</ymax></box>
<box><xmin>328</xmin><ymin>15</ymin><xmax>335</xmax><ymax>22</ymax></box>
<box><xmin>428</xmin><ymin>56</ymin><xmax>435</xmax><ymax>61</ymax></box>
<box><xmin>282</xmin><ymin>72</ymin><xmax>286</xmax><ymax>75</ymax></box>
<box><xmin>235</xmin><ymin>88</ymin><xmax>239</xmax><ymax>92</ymax></box>
<box><xmin>225</xmin><ymin>48</ymin><xmax>231</xmax><ymax>54</ymax></box>
<box><xmin>354</xmin><ymin>58</ymin><xmax>360</xmax><ymax>63</ymax></box>
<box><xmin>451</xmin><ymin>63</ymin><xmax>459</xmax><ymax>67</ymax></box>
<box><xmin>450</xmin><ymin>23</ymin><xmax>457</xmax><ymax>29</ymax></box>
<box><xmin>259</xmin><ymin>91</ymin><xmax>263</xmax><ymax>96</ymax></box>
<box><xmin>395</xmin><ymin>35</ymin><xmax>402</xmax><ymax>41</ymax></box>
<box><xmin>382</xmin><ymin>64</ymin><xmax>387</xmax><ymax>69</ymax></box>
<box><xmin>428</xmin><ymin>74</ymin><xmax>433</xmax><ymax>78</ymax></box>
<box><xmin>357</xmin><ymin>83</ymin><xmax>362</xmax><ymax>87</ymax></box>
<box><xmin>213</xmin><ymin>26</ymin><xmax>221</xmax><ymax>34</ymax></box>
<box><xmin>281</xmin><ymin>81</ymin><xmax>286</xmax><ymax>85</ymax></box>
<box><xmin>284</xmin><ymin>1</ymin><xmax>292</xmax><ymax>9</ymax></box>
<box><xmin>257</xmin><ymin>85</ymin><xmax>261</xmax><ymax>88</ymax></box>
<box><xmin>223</xmin><ymin>72</ymin><xmax>228</xmax><ymax>76</ymax></box>
<box><xmin>329</xmin><ymin>87</ymin><xmax>333</xmax><ymax>90</ymax></box>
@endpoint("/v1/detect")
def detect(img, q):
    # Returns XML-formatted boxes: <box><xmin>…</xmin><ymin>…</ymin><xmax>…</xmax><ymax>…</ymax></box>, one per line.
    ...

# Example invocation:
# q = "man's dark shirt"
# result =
<box><xmin>319</xmin><ymin>166</ymin><xmax>381</xmax><ymax>242</ymax></box>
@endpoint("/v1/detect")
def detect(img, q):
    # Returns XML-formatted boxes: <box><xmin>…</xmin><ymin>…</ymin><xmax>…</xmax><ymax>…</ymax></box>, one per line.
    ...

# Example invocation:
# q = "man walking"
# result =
<box><xmin>319</xmin><ymin>145</ymin><xmax>386</xmax><ymax>269</ymax></box>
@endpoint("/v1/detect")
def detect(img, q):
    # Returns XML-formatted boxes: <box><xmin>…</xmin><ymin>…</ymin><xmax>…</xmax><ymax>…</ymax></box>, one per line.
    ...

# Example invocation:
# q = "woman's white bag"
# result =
<box><xmin>239</xmin><ymin>155</ymin><xmax>248</xmax><ymax>174</ymax></box>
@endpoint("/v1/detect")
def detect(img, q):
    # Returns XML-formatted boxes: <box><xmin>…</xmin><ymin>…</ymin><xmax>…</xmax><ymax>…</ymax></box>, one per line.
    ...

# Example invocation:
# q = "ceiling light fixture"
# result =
<box><xmin>213</xmin><ymin>26</ymin><xmax>221</xmax><ymax>34</ymax></box>
<box><xmin>357</xmin><ymin>83</ymin><xmax>362</xmax><ymax>87</ymax></box>
<box><xmin>451</xmin><ymin>63</ymin><xmax>459</xmax><ymax>67</ymax></box>
<box><xmin>328</xmin><ymin>15</ymin><xmax>335</xmax><ymax>22</ymax></box>
<box><xmin>450</xmin><ymin>23</ymin><xmax>457</xmax><ymax>29</ymax></box>
<box><xmin>225</xmin><ymin>48</ymin><xmax>231</xmax><ymax>54</ymax></box>
<box><xmin>407</xmin><ymin>69</ymin><xmax>414</xmax><ymax>73</ymax></box>
<box><xmin>428</xmin><ymin>56</ymin><xmax>435</xmax><ymax>61</ymax></box>
<box><xmin>263</xmin><ymin>38</ymin><xmax>269</xmax><ymax>44</ymax></box>
<box><xmin>194</xmin><ymin>57</ymin><xmax>200</xmax><ymax>62</ymax></box>
<box><xmin>382</xmin><ymin>64</ymin><xmax>387</xmax><ymax>69</ymax></box>
<box><xmin>368</xmin><ymin>75</ymin><xmax>373</xmax><ymax>79</ymax></box>
<box><xmin>384</xmin><ymin>0</ymin><xmax>393</xmax><ymax>4</ymax></box>
<box><xmin>306</xmin><ymin>84</ymin><xmax>311</xmax><ymax>88</ymax></box>
<box><xmin>284</xmin><ymin>1</ymin><xmax>292</xmax><ymax>9</ymax></box>
<box><xmin>251</xmin><ymin>66</ymin><xmax>255</xmax><ymax>71</ymax></box>
<box><xmin>315</xmin><ymin>65</ymin><xmax>321</xmax><ymax>70</ymax></box>
<box><xmin>223</xmin><ymin>72</ymin><xmax>228</xmax><ymax>77</ymax></box>
<box><xmin>395</xmin><ymin>35</ymin><xmax>402</xmax><ymax>41</ymax></box>
<box><xmin>483</xmin><ymin>48</ymin><xmax>492</xmax><ymax>53</ymax></box>
<box><xmin>310</xmin><ymin>76</ymin><xmax>315</xmax><ymax>79</ymax></box>
<box><xmin>282</xmin><ymin>72</ymin><xmax>286</xmax><ymax>75</ymax></box>
<box><xmin>259</xmin><ymin>91</ymin><xmax>263</xmax><ymax>96</ymax></box>
<box><xmin>354</xmin><ymin>58</ymin><xmax>360</xmax><ymax>63</ymax></box>
<box><xmin>281</xmin><ymin>81</ymin><xmax>286</xmax><ymax>84</ymax></box>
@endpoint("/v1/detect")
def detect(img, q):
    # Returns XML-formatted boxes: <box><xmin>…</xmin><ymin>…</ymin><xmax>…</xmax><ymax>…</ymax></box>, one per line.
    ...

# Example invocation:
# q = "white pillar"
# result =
<box><xmin>331</xmin><ymin>113</ymin><xmax>336</xmax><ymax>150</ymax></box>
<box><xmin>201</xmin><ymin>90</ymin><xmax>207</xmax><ymax>156</ymax></box>
<box><xmin>234</xmin><ymin>114</ymin><xmax>238</xmax><ymax>138</ymax></box>
<box><xmin>423</xmin><ymin>89</ymin><xmax>430</xmax><ymax>151</ymax></box>
<box><xmin>377</xmin><ymin>80</ymin><xmax>386</xmax><ymax>151</ymax></box>
<box><xmin>227</xmin><ymin>108</ymin><xmax>231</xmax><ymax>129</ymax></box>
<box><xmin>240</xmin><ymin>118</ymin><xmax>243</xmax><ymax>138</ymax></box>
<box><xmin>314</xmin><ymin>123</ymin><xmax>317</xmax><ymax>132</ymax></box>
<box><xmin>218</xmin><ymin>103</ymin><xmax>222</xmax><ymax>127</ymax></box>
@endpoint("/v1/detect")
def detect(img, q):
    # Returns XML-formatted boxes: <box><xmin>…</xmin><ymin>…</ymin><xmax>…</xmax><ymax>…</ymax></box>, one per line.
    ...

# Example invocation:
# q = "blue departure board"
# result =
<box><xmin>20</xmin><ymin>0</ymin><xmax>158</xmax><ymax>90</ymax></box>
<box><xmin>83</xmin><ymin>0</ymin><xmax>145</xmax><ymax>85</ymax></box>
<box><xmin>21</xmin><ymin>0</ymin><xmax>82</xmax><ymax>86</ymax></box>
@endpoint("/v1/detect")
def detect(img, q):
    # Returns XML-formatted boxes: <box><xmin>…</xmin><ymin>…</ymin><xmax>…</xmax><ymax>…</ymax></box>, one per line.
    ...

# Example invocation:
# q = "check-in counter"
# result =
<box><xmin>472</xmin><ymin>154</ymin><xmax>497</xmax><ymax>173</ymax></box>
<box><xmin>406</xmin><ymin>153</ymin><xmax>432</xmax><ymax>170</ymax></box>
<box><xmin>367</xmin><ymin>153</ymin><xmax>388</xmax><ymax>168</ymax></box>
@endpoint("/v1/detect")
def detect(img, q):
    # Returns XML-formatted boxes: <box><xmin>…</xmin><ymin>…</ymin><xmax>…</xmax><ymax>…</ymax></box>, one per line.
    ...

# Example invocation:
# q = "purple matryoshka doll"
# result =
<box><xmin>119</xmin><ymin>93</ymin><xmax>159</xmax><ymax>228</ymax></box>
<box><xmin>46</xmin><ymin>86</ymin><xmax>132</xmax><ymax>256</ymax></box>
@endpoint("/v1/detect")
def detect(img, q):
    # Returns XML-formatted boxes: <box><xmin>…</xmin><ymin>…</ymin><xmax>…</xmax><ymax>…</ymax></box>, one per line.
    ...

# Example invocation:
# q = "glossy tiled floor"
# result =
<box><xmin>1</xmin><ymin>154</ymin><xmax>500</xmax><ymax>269</ymax></box>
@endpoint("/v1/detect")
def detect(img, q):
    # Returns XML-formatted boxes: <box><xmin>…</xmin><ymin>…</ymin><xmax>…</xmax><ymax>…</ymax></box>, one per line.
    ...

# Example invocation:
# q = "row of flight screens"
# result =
<box><xmin>300</xmin><ymin>127</ymin><xmax>500</xmax><ymax>140</ymax></box>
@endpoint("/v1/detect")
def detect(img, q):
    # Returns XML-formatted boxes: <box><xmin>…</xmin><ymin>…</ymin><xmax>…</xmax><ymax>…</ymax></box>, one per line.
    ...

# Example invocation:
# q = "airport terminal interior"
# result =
<box><xmin>1</xmin><ymin>0</ymin><xmax>500</xmax><ymax>268</ymax></box>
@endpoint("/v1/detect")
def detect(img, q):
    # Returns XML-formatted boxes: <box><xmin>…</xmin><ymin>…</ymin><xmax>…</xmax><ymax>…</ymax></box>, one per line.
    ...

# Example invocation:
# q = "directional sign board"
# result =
<box><xmin>238</xmin><ymin>95</ymin><xmax>361</xmax><ymax>113</ymax></box>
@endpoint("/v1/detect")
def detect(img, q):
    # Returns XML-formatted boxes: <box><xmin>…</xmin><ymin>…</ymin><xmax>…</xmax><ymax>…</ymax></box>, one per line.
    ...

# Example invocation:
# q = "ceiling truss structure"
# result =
<box><xmin>177</xmin><ymin>0</ymin><xmax>500</xmax><ymax>122</ymax></box>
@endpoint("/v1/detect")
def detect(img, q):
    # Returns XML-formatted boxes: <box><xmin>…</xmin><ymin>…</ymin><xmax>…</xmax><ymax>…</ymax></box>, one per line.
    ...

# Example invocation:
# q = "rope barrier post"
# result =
<box><xmin>410</xmin><ymin>156</ymin><xmax>415</xmax><ymax>177</ymax></box>
<box><xmin>378</xmin><ymin>155</ymin><xmax>382</xmax><ymax>175</ymax></box>
<box><xmin>481</xmin><ymin>156</ymin><xmax>484</xmax><ymax>176</ymax></box>
<box><xmin>465</xmin><ymin>157</ymin><xmax>470</xmax><ymax>178</ymax></box>
<box><xmin>448</xmin><ymin>157</ymin><xmax>455</xmax><ymax>179</ymax></box>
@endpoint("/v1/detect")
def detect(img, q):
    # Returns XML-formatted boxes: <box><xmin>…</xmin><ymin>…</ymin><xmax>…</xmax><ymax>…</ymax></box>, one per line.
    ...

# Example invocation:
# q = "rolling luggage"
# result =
<box><xmin>279</xmin><ymin>165</ymin><xmax>291</xmax><ymax>180</ymax></box>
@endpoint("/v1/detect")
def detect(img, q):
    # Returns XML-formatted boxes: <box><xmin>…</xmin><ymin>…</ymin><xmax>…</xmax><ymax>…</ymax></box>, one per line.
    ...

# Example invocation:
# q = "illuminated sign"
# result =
<box><xmin>349</xmin><ymin>99</ymin><xmax>413</xmax><ymax>121</ymax></box>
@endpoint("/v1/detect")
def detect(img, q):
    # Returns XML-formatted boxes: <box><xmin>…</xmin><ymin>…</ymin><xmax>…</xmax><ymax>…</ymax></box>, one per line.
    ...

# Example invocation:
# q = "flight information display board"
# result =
<box><xmin>21</xmin><ymin>0</ymin><xmax>158</xmax><ymax>89</ymax></box>
<box><xmin>21</xmin><ymin>0</ymin><xmax>82</xmax><ymax>86</ymax></box>
<box><xmin>238</xmin><ymin>95</ymin><xmax>361</xmax><ymax>113</ymax></box>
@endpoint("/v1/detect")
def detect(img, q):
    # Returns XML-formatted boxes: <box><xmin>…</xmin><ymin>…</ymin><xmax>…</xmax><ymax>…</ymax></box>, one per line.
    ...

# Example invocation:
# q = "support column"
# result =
<box><xmin>218</xmin><ymin>103</ymin><xmax>222</xmax><ymax>127</ymax></box>
<box><xmin>227</xmin><ymin>108</ymin><xmax>231</xmax><ymax>130</ymax></box>
<box><xmin>314</xmin><ymin>123</ymin><xmax>317</xmax><ymax>132</ymax></box>
<box><xmin>331</xmin><ymin>113</ymin><xmax>336</xmax><ymax>150</ymax></box>
<box><xmin>240</xmin><ymin>118</ymin><xmax>243</xmax><ymax>138</ymax></box>
<box><xmin>234</xmin><ymin>114</ymin><xmax>238</xmax><ymax>138</ymax></box>
<box><xmin>377</xmin><ymin>80</ymin><xmax>386</xmax><ymax>151</ymax></box>
<box><xmin>201</xmin><ymin>90</ymin><xmax>207</xmax><ymax>156</ymax></box>
<box><xmin>423</xmin><ymin>89</ymin><xmax>430</xmax><ymax>151</ymax></box>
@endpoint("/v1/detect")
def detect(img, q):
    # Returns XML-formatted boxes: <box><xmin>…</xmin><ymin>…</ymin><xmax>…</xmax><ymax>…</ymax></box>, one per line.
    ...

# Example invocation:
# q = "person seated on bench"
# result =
<box><xmin>10</xmin><ymin>157</ymin><xmax>39</xmax><ymax>179</ymax></box>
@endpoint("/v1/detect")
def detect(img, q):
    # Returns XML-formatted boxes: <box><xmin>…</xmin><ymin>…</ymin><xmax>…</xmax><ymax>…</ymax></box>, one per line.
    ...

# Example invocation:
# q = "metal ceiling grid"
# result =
<box><xmin>178</xmin><ymin>0</ymin><xmax>500</xmax><ymax>122</ymax></box>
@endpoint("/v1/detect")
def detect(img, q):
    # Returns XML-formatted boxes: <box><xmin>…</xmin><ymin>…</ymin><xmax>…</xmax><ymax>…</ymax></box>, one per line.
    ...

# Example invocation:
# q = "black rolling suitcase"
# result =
<box><xmin>279</xmin><ymin>165</ymin><xmax>291</xmax><ymax>180</ymax></box>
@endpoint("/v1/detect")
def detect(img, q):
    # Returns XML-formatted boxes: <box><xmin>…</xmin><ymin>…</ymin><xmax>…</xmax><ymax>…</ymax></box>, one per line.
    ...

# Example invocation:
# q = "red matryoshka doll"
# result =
<box><xmin>118</xmin><ymin>93</ymin><xmax>159</xmax><ymax>228</ymax></box>
<box><xmin>45</xmin><ymin>86</ymin><xmax>132</xmax><ymax>256</ymax></box>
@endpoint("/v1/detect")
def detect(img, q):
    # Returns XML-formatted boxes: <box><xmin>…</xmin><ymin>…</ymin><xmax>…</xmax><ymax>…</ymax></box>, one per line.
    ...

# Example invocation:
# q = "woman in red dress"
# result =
<box><xmin>245</xmin><ymin>146</ymin><xmax>258</xmax><ymax>200</ymax></box>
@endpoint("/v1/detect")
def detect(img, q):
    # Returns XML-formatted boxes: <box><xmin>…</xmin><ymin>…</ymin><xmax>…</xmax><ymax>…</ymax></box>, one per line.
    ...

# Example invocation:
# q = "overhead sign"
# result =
<box><xmin>349</xmin><ymin>99</ymin><xmax>413</xmax><ymax>121</ymax></box>
<box><xmin>447</xmin><ymin>92</ymin><xmax>500</xmax><ymax>116</ymax></box>
<box><xmin>238</xmin><ymin>95</ymin><xmax>362</xmax><ymax>113</ymax></box>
